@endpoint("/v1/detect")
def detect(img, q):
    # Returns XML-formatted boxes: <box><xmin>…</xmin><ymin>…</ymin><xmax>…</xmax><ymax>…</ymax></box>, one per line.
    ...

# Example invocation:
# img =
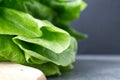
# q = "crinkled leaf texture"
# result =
<box><xmin>0</xmin><ymin>35</ymin><xmax>25</xmax><ymax>64</ymax></box>
<box><xmin>0</xmin><ymin>7</ymin><xmax>70</xmax><ymax>53</ymax></box>
<box><xmin>0</xmin><ymin>0</ymin><xmax>87</xmax><ymax>22</ymax></box>
<box><xmin>0</xmin><ymin>7</ymin><xmax>77</xmax><ymax>76</ymax></box>
<box><xmin>0</xmin><ymin>0</ymin><xmax>87</xmax><ymax>39</ymax></box>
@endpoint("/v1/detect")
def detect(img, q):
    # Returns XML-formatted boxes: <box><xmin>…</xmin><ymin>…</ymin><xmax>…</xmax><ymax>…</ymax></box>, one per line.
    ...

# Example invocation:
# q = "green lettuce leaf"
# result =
<box><xmin>0</xmin><ymin>7</ymin><xmax>77</xmax><ymax>76</ymax></box>
<box><xmin>0</xmin><ymin>7</ymin><xmax>42</xmax><ymax>38</ymax></box>
<box><xmin>14</xmin><ymin>37</ymin><xmax>77</xmax><ymax>76</ymax></box>
<box><xmin>0</xmin><ymin>35</ymin><xmax>25</xmax><ymax>64</ymax></box>
<box><xmin>39</xmin><ymin>0</ymin><xmax>87</xmax><ymax>21</ymax></box>
<box><xmin>0</xmin><ymin>0</ymin><xmax>56</xmax><ymax>21</ymax></box>
<box><xmin>0</xmin><ymin>0</ymin><xmax>87</xmax><ymax>76</ymax></box>
<box><xmin>13</xmin><ymin>37</ymin><xmax>77</xmax><ymax>66</ymax></box>
<box><xmin>0</xmin><ymin>0</ymin><xmax>87</xmax><ymax>22</ymax></box>
<box><xmin>0</xmin><ymin>7</ymin><xmax>70</xmax><ymax>53</ymax></box>
<box><xmin>30</xmin><ymin>63</ymin><xmax>61</xmax><ymax>76</ymax></box>
<box><xmin>81</xmin><ymin>0</ymin><xmax>88</xmax><ymax>12</ymax></box>
<box><xmin>0</xmin><ymin>0</ymin><xmax>87</xmax><ymax>39</ymax></box>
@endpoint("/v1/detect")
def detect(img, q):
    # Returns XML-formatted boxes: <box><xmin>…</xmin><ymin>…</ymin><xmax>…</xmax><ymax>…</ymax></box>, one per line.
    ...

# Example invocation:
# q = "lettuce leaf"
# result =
<box><xmin>0</xmin><ymin>35</ymin><xmax>26</xmax><ymax>64</ymax></box>
<box><xmin>15</xmin><ymin>37</ymin><xmax>77</xmax><ymax>76</ymax></box>
<box><xmin>0</xmin><ymin>0</ymin><xmax>87</xmax><ymax>76</ymax></box>
<box><xmin>0</xmin><ymin>0</ymin><xmax>87</xmax><ymax>39</ymax></box>
<box><xmin>0</xmin><ymin>7</ymin><xmax>77</xmax><ymax>76</ymax></box>
<box><xmin>39</xmin><ymin>0</ymin><xmax>85</xmax><ymax>21</ymax></box>
<box><xmin>13</xmin><ymin>37</ymin><xmax>77</xmax><ymax>66</ymax></box>
<box><xmin>31</xmin><ymin>63</ymin><xmax>61</xmax><ymax>76</ymax></box>
<box><xmin>0</xmin><ymin>0</ymin><xmax>56</xmax><ymax>21</ymax></box>
<box><xmin>0</xmin><ymin>7</ymin><xmax>42</xmax><ymax>38</ymax></box>
<box><xmin>0</xmin><ymin>7</ymin><xmax>70</xmax><ymax>53</ymax></box>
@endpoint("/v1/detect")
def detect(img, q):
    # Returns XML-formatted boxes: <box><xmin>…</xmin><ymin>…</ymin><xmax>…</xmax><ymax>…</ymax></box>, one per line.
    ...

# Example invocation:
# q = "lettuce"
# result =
<box><xmin>0</xmin><ymin>7</ymin><xmax>77</xmax><ymax>76</ymax></box>
<box><xmin>0</xmin><ymin>0</ymin><xmax>87</xmax><ymax>76</ymax></box>
<box><xmin>0</xmin><ymin>0</ymin><xmax>87</xmax><ymax>39</ymax></box>
<box><xmin>0</xmin><ymin>35</ymin><xmax>26</xmax><ymax>64</ymax></box>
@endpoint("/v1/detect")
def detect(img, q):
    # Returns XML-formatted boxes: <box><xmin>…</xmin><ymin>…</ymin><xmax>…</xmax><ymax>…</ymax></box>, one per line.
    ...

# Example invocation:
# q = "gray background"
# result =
<box><xmin>71</xmin><ymin>0</ymin><xmax>120</xmax><ymax>55</ymax></box>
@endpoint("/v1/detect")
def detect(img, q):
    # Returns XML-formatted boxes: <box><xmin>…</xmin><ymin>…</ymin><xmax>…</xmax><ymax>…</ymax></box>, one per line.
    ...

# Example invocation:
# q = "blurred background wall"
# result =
<box><xmin>71</xmin><ymin>0</ymin><xmax>120</xmax><ymax>55</ymax></box>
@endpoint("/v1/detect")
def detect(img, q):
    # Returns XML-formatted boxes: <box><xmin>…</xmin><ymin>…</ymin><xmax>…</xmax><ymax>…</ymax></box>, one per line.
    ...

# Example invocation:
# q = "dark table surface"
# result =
<box><xmin>48</xmin><ymin>55</ymin><xmax>120</xmax><ymax>80</ymax></box>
